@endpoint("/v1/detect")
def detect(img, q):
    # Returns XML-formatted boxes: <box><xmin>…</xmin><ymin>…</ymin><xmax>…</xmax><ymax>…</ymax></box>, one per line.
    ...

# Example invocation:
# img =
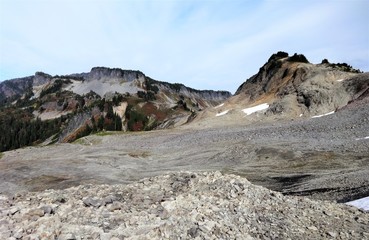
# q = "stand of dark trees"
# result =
<box><xmin>0</xmin><ymin>109</ymin><xmax>66</xmax><ymax>152</ymax></box>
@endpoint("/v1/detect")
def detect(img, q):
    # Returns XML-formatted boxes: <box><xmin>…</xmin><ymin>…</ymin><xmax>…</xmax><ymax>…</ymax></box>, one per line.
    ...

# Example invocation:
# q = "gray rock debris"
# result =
<box><xmin>0</xmin><ymin>171</ymin><xmax>368</xmax><ymax>239</ymax></box>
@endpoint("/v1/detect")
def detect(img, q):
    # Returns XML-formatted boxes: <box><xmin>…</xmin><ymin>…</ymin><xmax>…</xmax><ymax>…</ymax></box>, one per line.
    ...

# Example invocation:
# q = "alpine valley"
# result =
<box><xmin>0</xmin><ymin>52</ymin><xmax>368</xmax><ymax>239</ymax></box>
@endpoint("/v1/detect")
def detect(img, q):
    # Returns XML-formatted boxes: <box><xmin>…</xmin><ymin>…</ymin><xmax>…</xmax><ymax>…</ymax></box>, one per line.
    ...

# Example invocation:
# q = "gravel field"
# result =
<box><xmin>1</xmin><ymin>100</ymin><xmax>368</xmax><ymax>203</ymax></box>
<box><xmin>1</xmin><ymin>172</ymin><xmax>368</xmax><ymax>239</ymax></box>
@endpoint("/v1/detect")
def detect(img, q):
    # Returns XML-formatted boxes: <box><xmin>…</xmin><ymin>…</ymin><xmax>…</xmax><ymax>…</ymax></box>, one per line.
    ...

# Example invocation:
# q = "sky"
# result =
<box><xmin>0</xmin><ymin>0</ymin><xmax>368</xmax><ymax>93</ymax></box>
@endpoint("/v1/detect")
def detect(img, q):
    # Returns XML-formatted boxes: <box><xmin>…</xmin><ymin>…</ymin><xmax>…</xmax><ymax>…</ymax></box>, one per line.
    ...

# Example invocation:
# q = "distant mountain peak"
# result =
<box><xmin>236</xmin><ymin>51</ymin><xmax>360</xmax><ymax>96</ymax></box>
<box><xmin>0</xmin><ymin>67</ymin><xmax>231</xmax><ymax>151</ymax></box>
<box><xmin>197</xmin><ymin>51</ymin><xmax>367</xmax><ymax>128</ymax></box>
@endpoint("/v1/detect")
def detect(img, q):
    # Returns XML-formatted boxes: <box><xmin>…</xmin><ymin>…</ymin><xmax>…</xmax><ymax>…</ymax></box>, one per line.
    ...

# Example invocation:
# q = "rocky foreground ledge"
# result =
<box><xmin>1</xmin><ymin>172</ymin><xmax>368</xmax><ymax>240</ymax></box>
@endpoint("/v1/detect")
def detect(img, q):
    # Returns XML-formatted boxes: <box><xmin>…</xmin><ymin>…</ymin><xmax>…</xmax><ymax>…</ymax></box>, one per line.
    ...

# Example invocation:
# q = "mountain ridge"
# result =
<box><xmin>0</xmin><ymin>67</ymin><xmax>231</xmax><ymax>151</ymax></box>
<box><xmin>0</xmin><ymin>67</ymin><xmax>231</xmax><ymax>102</ymax></box>
<box><xmin>1</xmin><ymin>52</ymin><xmax>368</xmax><ymax>151</ymax></box>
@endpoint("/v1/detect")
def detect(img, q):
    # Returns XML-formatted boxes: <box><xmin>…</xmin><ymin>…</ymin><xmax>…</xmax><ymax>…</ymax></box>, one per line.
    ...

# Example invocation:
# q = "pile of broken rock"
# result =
<box><xmin>0</xmin><ymin>171</ymin><xmax>368</xmax><ymax>239</ymax></box>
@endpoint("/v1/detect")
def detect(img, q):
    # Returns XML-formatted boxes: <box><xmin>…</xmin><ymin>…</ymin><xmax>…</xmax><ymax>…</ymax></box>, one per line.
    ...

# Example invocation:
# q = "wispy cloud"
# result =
<box><xmin>0</xmin><ymin>0</ymin><xmax>368</xmax><ymax>93</ymax></box>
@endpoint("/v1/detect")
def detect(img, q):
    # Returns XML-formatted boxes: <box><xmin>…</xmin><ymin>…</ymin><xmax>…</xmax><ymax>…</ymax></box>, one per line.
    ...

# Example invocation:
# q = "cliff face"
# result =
<box><xmin>33</xmin><ymin>72</ymin><xmax>52</xmax><ymax>86</ymax></box>
<box><xmin>0</xmin><ymin>67</ymin><xmax>231</xmax><ymax>104</ymax></box>
<box><xmin>0</xmin><ymin>76</ymin><xmax>33</xmax><ymax>102</ymax></box>
<box><xmin>0</xmin><ymin>72</ymin><xmax>53</xmax><ymax>103</ymax></box>
<box><xmin>177</xmin><ymin>86</ymin><xmax>231</xmax><ymax>102</ymax></box>
<box><xmin>86</xmin><ymin>67</ymin><xmax>145</xmax><ymax>82</ymax></box>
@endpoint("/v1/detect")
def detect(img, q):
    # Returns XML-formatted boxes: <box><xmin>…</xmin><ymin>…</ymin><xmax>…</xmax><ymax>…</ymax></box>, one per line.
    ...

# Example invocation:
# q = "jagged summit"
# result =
<box><xmin>84</xmin><ymin>67</ymin><xmax>145</xmax><ymax>82</ymax></box>
<box><xmin>0</xmin><ymin>67</ymin><xmax>231</xmax><ymax>100</ymax></box>
<box><xmin>266</xmin><ymin>51</ymin><xmax>309</xmax><ymax>64</ymax></box>
<box><xmin>235</xmin><ymin>51</ymin><xmax>359</xmax><ymax>96</ymax></box>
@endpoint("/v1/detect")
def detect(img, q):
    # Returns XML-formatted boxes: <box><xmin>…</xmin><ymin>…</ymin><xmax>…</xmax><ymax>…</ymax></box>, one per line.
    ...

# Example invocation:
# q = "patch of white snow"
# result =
<box><xmin>299</xmin><ymin>114</ymin><xmax>303</xmax><ymax>117</ymax></box>
<box><xmin>311</xmin><ymin>111</ymin><xmax>335</xmax><ymax>118</ymax></box>
<box><xmin>242</xmin><ymin>103</ymin><xmax>269</xmax><ymax>115</ymax></box>
<box><xmin>215</xmin><ymin>103</ymin><xmax>224</xmax><ymax>109</ymax></box>
<box><xmin>346</xmin><ymin>196</ymin><xmax>369</xmax><ymax>211</ymax></box>
<box><xmin>355</xmin><ymin>136</ymin><xmax>369</xmax><ymax>141</ymax></box>
<box><xmin>336</xmin><ymin>79</ymin><xmax>344</xmax><ymax>82</ymax></box>
<box><xmin>216</xmin><ymin>110</ymin><xmax>229</xmax><ymax>117</ymax></box>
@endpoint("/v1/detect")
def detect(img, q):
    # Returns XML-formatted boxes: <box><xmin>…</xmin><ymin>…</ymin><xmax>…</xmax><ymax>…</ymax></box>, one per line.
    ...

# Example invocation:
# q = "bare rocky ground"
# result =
<box><xmin>1</xmin><ymin>172</ymin><xmax>368</xmax><ymax>239</ymax></box>
<box><xmin>1</xmin><ymin>99</ymin><xmax>368</xmax><ymax>203</ymax></box>
<box><xmin>0</xmin><ymin>91</ymin><xmax>369</xmax><ymax>239</ymax></box>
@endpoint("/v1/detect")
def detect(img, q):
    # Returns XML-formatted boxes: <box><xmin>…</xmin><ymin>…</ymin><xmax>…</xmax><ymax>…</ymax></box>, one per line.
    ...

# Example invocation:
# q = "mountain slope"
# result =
<box><xmin>0</xmin><ymin>67</ymin><xmax>231</xmax><ymax>151</ymax></box>
<box><xmin>194</xmin><ymin>51</ymin><xmax>367</xmax><ymax>127</ymax></box>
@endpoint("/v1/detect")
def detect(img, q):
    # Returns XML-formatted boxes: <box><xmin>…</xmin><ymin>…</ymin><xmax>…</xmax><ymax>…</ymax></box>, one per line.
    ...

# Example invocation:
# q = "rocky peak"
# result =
<box><xmin>226</xmin><ymin>51</ymin><xmax>366</xmax><ymax>120</ymax></box>
<box><xmin>87</xmin><ymin>67</ymin><xmax>145</xmax><ymax>82</ymax></box>
<box><xmin>267</xmin><ymin>51</ymin><xmax>289</xmax><ymax>62</ymax></box>
<box><xmin>0</xmin><ymin>76</ymin><xmax>34</xmax><ymax>102</ymax></box>
<box><xmin>33</xmin><ymin>72</ymin><xmax>52</xmax><ymax>86</ymax></box>
<box><xmin>235</xmin><ymin>52</ymin><xmax>326</xmax><ymax>99</ymax></box>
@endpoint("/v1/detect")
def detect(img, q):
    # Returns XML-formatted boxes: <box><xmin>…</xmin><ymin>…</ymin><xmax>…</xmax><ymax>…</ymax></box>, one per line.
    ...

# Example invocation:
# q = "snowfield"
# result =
<box><xmin>216</xmin><ymin>110</ymin><xmax>229</xmax><ymax>117</ymax></box>
<box><xmin>311</xmin><ymin>111</ymin><xmax>335</xmax><ymax>118</ymax></box>
<box><xmin>355</xmin><ymin>136</ymin><xmax>369</xmax><ymax>141</ymax></box>
<box><xmin>242</xmin><ymin>103</ymin><xmax>269</xmax><ymax>115</ymax></box>
<box><xmin>346</xmin><ymin>196</ymin><xmax>369</xmax><ymax>211</ymax></box>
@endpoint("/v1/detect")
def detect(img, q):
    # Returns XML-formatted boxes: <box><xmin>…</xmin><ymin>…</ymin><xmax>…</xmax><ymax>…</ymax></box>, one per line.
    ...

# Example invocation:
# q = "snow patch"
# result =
<box><xmin>346</xmin><ymin>196</ymin><xmax>369</xmax><ymax>211</ymax></box>
<box><xmin>299</xmin><ymin>114</ymin><xmax>303</xmax><ymax>117</ymax></box>
<box><xmin>355</xmin><ymin>136</ymin><xmax>369</xmax><ymax>141</ymax></box>
<box><xmin>215</xmin><ymin>103</ymin><xmax>224</xmax><ymax>109</ymax></box>
<box><xmin>336</xmin><ymin>79</ymin><xmax>344</xmax><ymax>82</ymax></box>
<box><xmin>242</xmin><ymin>103</ymin><xmax>269</xmax><ymax>115</ymax></box>
<box><xmin>311</xmin><ymin>111</ymin><xmax>334</xmax><ymax>118</ymax></box>
<box><xmin>216</xmin><ymin>110</ymin><xmax>229</xmax><ymax>117</ymax></box>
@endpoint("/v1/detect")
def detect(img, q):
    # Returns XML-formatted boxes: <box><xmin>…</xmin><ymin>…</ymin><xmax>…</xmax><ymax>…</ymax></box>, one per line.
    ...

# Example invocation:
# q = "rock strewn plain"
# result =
<box><xmin>1</xmin><ymin>98</ymin><xmax>369</xmax><ymax>203</ymax></box>
<box><xmin>0</xmin><ymin>172</ymin><xmax>368</xmax><ymax>240</ymax></box>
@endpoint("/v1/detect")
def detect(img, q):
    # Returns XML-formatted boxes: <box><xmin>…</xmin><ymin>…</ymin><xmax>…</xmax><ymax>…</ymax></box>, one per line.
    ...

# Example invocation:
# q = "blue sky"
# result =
<box><xmin>0</xmin><ymin>0</ymin><xmax>368</xmax><ymax>93</ymax></box>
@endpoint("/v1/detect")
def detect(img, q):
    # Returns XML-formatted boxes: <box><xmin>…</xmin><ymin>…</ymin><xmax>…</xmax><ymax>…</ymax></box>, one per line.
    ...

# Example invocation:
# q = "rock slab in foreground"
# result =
<box><xmin>0</xmin><ymin>172</ymin><xmax>368</xmax><ymax>239</ymax></box>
